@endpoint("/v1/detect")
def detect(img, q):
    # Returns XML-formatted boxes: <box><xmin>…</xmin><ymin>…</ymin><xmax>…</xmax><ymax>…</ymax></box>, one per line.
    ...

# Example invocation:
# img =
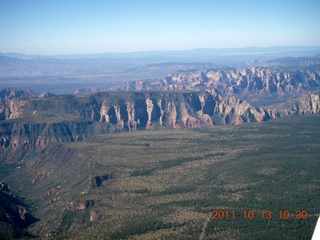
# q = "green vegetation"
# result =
<box><xmin>1</xmin><ymin>114</ymin><xmax>320</xmax><ymax>239</ymax></box>
<box><xmin>0</xmin><ymin>164</ymin><xmax>16</xmax><ymax>177</ymax></box>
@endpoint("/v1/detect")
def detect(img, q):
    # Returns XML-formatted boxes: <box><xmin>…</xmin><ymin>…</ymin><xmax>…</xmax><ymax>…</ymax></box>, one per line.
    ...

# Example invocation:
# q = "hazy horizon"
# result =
<box><xmin>0</xmin><ymin>45</ymin><xmax>320</xmax><ymax>57</ymax></box>
<box><xmin>1</xmin><ymin>0</ymin><xmax>320</xmax><ymax>55</ymax></box>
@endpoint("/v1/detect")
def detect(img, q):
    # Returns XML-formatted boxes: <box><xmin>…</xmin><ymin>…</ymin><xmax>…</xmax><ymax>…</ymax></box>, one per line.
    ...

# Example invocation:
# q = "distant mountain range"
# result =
<box><xmin>111</xmin><ymin>63</ymin><xmax>320</xmax><ymax>98</ymax></box>
<box><xmin>1</xmin><ymin>47</ymin><xmax>320</xmax><ymax>239</ymax></box>
<box><xmin>1</xmin><ymin>46</ymin><xmax>320</xmax><ymax>59</ymax></box>
<box><xmin>252</xmin><ymin>54</ymin><xmax>320</xmax><ymax>67</ymax></box>
<box><xmin>1</xmin><ymin>47</ymin><xmax>320</xmax><ymax>95</ymax></box>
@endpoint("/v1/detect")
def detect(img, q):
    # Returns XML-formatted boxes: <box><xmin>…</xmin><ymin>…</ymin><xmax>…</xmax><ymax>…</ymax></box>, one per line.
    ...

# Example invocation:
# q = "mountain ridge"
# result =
<box><xmin>0</xmin><ymin>88</ymin><xmax>279</xmax><ymax>163</ymax></box>
<box><xmin>111</xmin><ymin>65</ymin><xmax>320</xmax><ymax>98</ymax></box>
<box><xmin>2</xmin><ymin>46</ymin><xmax>320</xmax><ymax>59</ymax></box>
<box><xmin>0</xmin><ymin>87</ymin><xmax>319</xmax><ymax>165</ymax></box>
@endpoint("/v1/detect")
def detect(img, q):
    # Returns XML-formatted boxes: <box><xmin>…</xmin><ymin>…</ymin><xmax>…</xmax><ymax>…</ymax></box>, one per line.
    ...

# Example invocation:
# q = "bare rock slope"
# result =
<box><xmin>275</xmin><ymin>92</ymin><xmax>320</xmax><ymax>115</ymax></box>
<box><xmin>111</xmin><ymin>67</ymin><xmax>320</xmax><ymax>95</ymax></box>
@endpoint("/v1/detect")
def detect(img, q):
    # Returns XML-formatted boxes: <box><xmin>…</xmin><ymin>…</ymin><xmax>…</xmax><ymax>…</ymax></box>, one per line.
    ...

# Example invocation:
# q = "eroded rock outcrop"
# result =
<box><xmin>111</xmin><ymin>67</ymin><xmax>320</xmax><ymax>95</ymax></box>
<box><xmin>0</xmin><ymin>88</ymin><xmax>32</xmax><ymax>120</ymax></box>
<box><xmin>67</xmin><ymin>200</ymin><xmax>95</xmax><ymax>211</ymax></box>
<box><xmin>76</xmin><ymin>90</ymin><xmax>277</xmax><ymax>129</ymax></box>
<box><xmin>0</xmin><ymin>121</ymin><xmax>97</xmax><ymax>163</ymax></box>
<box><xmin>276</xmin><ymin>92</ymin><xmax>320</xmax><ymax>115</ymax></box>
<box><xmin>0</xmin><ymin>89</ymin><xmax>279</xmax><ymax>162</ymax></box>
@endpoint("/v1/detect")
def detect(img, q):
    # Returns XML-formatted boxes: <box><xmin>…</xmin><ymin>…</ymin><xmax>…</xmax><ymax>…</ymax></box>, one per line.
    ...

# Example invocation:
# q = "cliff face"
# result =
<box><xmin>1</xmin><ymin>88</ymin><xmax>318</xmax><ymax>164</ymax></box>
<box><xmin>1</xmin><ymin>89</ymin><xmax>316</xmax><ymax>163</ymax></box>
<box><xmin>276</xmin><ymin>92</ymin><xmax>320</xmax><ymax>115</ymax></box>
<box><xmin>0</xmin><ymin>89</ymin><xmax>279</xmax><ymax>163</ymax></box>
<box><xmin>0</xmin><ymin>121</ymin><xmax>97</xmax><ymax>163</ymax></box>
<box><xmin>111</xmin><ymin>67</ymin><xmax>320</xmax><ymax>95</ymax></box>
<box><xmin>75</xmin><ymin>90</ymin><xmax>277</xmax><ymax>129</ymax></box>
<box><xmin>0</xmin><ymin>88</ymin><xmax>32</xmax><ymax>120</ymax></box>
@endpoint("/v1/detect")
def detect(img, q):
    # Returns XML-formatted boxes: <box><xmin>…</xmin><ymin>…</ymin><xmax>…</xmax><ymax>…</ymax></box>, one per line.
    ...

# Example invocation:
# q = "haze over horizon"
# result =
<box><xmin>1</xmin><ymin>0</ymin><xmax>320</xmax><ymax>55</ymax></box>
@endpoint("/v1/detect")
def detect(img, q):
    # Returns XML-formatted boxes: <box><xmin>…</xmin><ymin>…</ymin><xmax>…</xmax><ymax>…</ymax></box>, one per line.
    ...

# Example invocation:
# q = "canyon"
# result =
<box><xmin>0</xmin><ymin>52</ymin><xmax>319</xmax><ymax>239</ymax></box>
<box><xmin>0</xmin><ymin>87</ymin><xmax>319</xmax><ymax>165</ymax></box>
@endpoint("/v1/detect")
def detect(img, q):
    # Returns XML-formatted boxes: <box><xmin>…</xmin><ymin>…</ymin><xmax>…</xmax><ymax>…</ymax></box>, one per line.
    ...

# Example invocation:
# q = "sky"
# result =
<box><xmin>0</xmin><ymin>0</ymin><xmax>319</xmax><ymax>55</ymax></box>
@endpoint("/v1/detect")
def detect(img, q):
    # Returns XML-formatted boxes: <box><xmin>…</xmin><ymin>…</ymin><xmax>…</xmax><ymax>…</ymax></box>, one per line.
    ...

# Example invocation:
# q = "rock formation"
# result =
<box><xmin>276</xmin><ymin>92</ymin><xmax>320</xmax><ymax>115</ymax></box>
<box><xmin>1</xmin><ymin>87</ymin><xmax>319</xmax><ymax>164</ymax></box>
<box><xmin>111</xmin><ymin>67</ymin><xmax>320</xmax><ymax>95</ymax></box>
<box><xmin>0</xmin><ymin>88</ymin><xmax>279</xmax><ymax>162</ymax></box>
<box><xmin>76</xmin><ymin>90</ymin><xmax>277</xmax><ymax>128</ymax></box>
<box><xmin>0</xmin><ymin>120</ymin><xmax>100</xmax><ymax>163</ymax></box>
<box><xmin>0</xmin><ymin>88</ymin><xmax>32</xmax><ymax>120</ymax></box>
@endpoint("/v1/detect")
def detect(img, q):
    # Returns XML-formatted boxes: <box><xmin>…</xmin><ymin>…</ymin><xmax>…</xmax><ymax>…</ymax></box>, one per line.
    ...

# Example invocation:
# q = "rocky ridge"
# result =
<box><xmin>0</xmin><ymin>88</ymin><xmax>32</xmax><ymax>120</ymax></box>
<box><xmin>76</xmin><ymin>90</ymin><xmax>277</xmax><ymax>129</ymax></box>
<box><xmin>111</xmin><ymin>67</ymin><xmax>320</xmax><ymax>95</ymax></box>
<box><xmin>0</xmin><ymin>88</ymin><xmax>278</xmax><ymax>163</ymax></box>
<box><xmin>254</xmin><ymin>55</ymin><xmax>320</xmax><ymax>67</ymax></box>
<box><xmin>275</xmin><ymin>92</ymin><xmax>320</xmax><ymax>115</ymax></box>
<box><xmin>0</xmin><ymin>120</ymin><xmax>100</xmax><ymax>163</ymax></box>
<box><xmin>0</xmin><ymin>88</ymin><xmax>320</xmax><ymax>164</ymax></box>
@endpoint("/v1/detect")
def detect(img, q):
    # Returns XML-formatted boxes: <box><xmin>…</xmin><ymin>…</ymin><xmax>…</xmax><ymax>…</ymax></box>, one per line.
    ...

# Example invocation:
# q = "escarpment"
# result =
<box><xmin>75</xmin><ymin>90</ymin><xmax>277</xmax><ymax>129</ymax></box>
<box><xmin>0</xmin><ymin>88</ymin><xmax>32</xmax><ymax>120</ymax></box>
<box><xmin>0</xmin><ymin>89</ymin><xmax>279</xmax><ymax>163</ymax></box>
<box><xmin>111</xmin><ymin>67</ymin><xmax>320</xmax><ymax>95</ymax></box>
<box><xmin>1</xmin><ymin>87</ymin><xmax>320</xmax><ymax>164</ymax></box>
<box><xmin>275</xmin><ymin>92</ymin><xmax>320</xmax><ymax>115</ymax></box>
<box><xmin>0</xmin><ymin>121</ymin><xmax>99</xmax><ymax>163</ymax></box>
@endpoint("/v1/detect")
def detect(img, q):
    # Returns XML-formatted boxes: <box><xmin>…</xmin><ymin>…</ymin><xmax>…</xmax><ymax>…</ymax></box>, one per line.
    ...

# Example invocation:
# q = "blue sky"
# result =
<box><xmin>0</xmin><ymin>0</ymin><xmax>319</xmax><ymax>54</ymax></box>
